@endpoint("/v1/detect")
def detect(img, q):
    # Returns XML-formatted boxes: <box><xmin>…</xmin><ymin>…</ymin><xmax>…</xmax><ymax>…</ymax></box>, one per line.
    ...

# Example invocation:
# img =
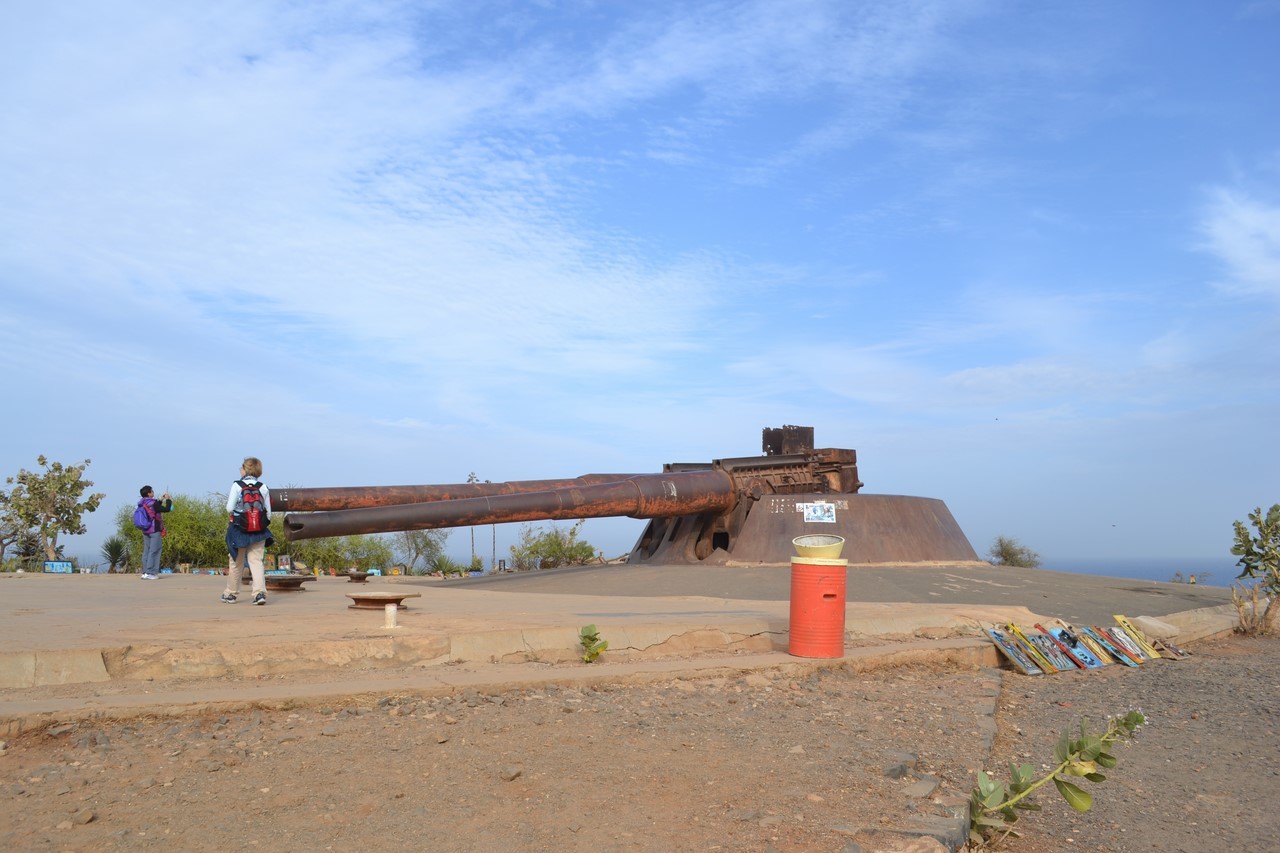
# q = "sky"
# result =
<box><xmin>2</xmin><ymin>0</ymin><xmax>1277</xmax><ymax>570</ymax></box>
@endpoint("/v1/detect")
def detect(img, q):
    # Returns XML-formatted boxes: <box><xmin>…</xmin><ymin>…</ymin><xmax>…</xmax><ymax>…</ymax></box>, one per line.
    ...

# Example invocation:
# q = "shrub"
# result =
<box><xmin>430</xmin><ymin>554</ymin><xmax>467</xmax><ymax>577</ymax></box>
<box><xmin>1231</xmin><ymin>504</ymin><xmax>1279</xmax><ymax>635</ymax></box>
<box><xmin>988</xmin><ymin>536</ymin><xmax>1041</xmax><ymax>568</ymax></box>
<box><xmin>509</xmin><ymin>521</ymin><xmax>597</xmax><ymax>571</ymax></box>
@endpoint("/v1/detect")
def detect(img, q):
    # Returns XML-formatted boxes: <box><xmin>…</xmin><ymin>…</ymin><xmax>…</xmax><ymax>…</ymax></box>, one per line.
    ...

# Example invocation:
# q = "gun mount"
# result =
<box><xmin>278</xmin><ymin>426</ymin><xmax>979</xmax><ymax>565</ymax></box>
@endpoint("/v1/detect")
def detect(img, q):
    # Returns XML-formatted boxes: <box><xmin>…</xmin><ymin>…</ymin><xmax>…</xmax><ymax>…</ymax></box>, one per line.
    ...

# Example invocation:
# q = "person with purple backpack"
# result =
<box><xmin>134</xmin><ymin>486</ymin><xmax>173</xmax><ymax>579</ymax></box>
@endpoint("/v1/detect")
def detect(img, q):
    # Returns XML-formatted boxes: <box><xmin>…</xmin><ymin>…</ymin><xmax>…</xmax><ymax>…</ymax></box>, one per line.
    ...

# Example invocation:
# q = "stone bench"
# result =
<box><xmin>345</xmin><ymin>590</ymin><xmax>422</xmax><ymax>610</ymax></box>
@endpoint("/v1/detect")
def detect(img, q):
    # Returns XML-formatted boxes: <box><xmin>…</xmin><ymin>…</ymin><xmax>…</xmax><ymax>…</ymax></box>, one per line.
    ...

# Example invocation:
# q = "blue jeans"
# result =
<box><xmin>142</xmin><ymin>532</ymin><xmax>163</xmax><ymax>575</ymax></box>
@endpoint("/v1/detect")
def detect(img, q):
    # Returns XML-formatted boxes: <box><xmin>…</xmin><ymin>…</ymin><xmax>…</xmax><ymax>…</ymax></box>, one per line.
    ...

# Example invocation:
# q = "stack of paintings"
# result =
<box><xmin>986</xmin><ymin>615</ymin><xmax>1190</xmax><ymax>676</ymax></box>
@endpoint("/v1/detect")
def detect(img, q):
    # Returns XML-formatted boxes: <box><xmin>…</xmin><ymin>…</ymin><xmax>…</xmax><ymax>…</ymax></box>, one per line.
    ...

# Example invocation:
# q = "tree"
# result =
<box><xmin>5</xmin><ymin>457</ymin><xmax>105</xmax><ymax>561</ymax></box>
<box><xmin>113</xmin><ymin>494</ymin><xmax>230</xmax><ymax>570</ymax></box>
<box><xmin>342</xmin><ymin>534</ymin><xmax>395</xmax><ymax>572</ymax></box>
<box><xmin>509</xmin><ymin>520</ymin><xmax>598</xmax><ymax>571</ymax></box>
<box><xmin>0</xmin><ymin>485</ymin><xmax>27</xmax><ymax>566</ymax></box>
<box><xmin>1231</xmin><ymin>504</ymin><xmax>1280</xmax><ymax>634</ymax></box>
<box><xmin>392</xmin><ymin>528</ymin><xmax>451</xmax><ymax>575</ymax></box>
<box><xmin>280</xmin><ymin>533</ymin><xmax>395</xmax><ymax>573</ymax></box>
<box><xmin>101</xmin><ymin>535</ymin><xmax>130</xmax><ymax>573</ymax></box>
<box><xmin>988</xmin><ymin>536</ymin><xmax>1041</xmax><ymax>568</ymax></box>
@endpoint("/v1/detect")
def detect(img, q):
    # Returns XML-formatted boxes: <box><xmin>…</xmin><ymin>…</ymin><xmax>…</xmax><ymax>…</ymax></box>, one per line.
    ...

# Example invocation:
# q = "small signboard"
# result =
<box><xmin>801</xmin><ymin>502</ymin><xmax>837</xmax><ymax>523</ymax></box>
<box><xmin>43</xmin><ymin>560</ymin><xmax>74</xmax><ymax>573</ymax></box>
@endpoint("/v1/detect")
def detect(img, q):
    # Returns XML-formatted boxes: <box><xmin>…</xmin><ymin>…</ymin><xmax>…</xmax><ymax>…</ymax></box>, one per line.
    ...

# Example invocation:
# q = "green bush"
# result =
<box><xmin>1231</xmin><ymin>504</ymin><xmax>1280</xmax><ymax>635</ymax></box>
<box><xmin>988</xmin><ymin>536</ymin><xmax>1041</xmax><ymax>568</ymax></box>
<box><xmin>430</xmin><ymin>554</ymin><xmax>467</xmax><ymax>577</ymax></box>
<box><xmin>100</xmin><ymin>535</ymin><xmax>130</xmax><ymax>573</ymax></box>
<box><xmin>509</xmin><ymin>521</ymin><xmax>597</xmax><ymax>571</ymax></box>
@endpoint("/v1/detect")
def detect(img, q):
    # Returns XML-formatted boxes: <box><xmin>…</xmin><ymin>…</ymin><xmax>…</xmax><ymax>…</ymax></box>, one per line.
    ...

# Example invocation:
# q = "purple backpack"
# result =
<box><xmin>133</xmin><ymin>500</ymin><xmax>155</xmax><ymax>533</ymax></box>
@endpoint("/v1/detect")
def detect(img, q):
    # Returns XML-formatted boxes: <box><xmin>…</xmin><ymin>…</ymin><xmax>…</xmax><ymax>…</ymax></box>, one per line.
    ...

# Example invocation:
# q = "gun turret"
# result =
<box><xmin>277</xmin><ymin>426</ymin><xmax>978</xmax><ymax>565</ymax></box>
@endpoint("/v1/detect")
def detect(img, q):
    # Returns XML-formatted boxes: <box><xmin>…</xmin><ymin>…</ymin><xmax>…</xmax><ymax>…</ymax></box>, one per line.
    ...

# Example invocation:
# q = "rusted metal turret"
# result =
<box><xmin>278</xmin><ymin>425</ymin><xmax>979</xmax><ymax>565</ymax></box>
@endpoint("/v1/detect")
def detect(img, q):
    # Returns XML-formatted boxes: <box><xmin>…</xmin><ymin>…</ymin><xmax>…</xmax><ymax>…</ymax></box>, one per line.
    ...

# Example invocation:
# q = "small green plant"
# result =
<box><xmin>100</xmin><ymin>535</ymin><xmax>130</xmax><ymax>573</ymax></box>
<box><xmin>1231</xmin><ymin>504</ymin><xmax>1280</xmax><ymax>636</ymax></box>
<box><xmin>987</xmin><ymin>536</ymin><xmax>1041</xmax><ymax>568</ymax></box>
<box><xmin>969</xmin><ymin>710</ymin><xmax>1146</xmax><ymax>848</ymax></box>
<box><xmin>579</xmin><ymin>624</ymin><xmax>608</xmax><ymax>663</ymax></box>
<box><xmin>429</xmin><ymin>554</ymin><xmax>467</xmax><ymax>577</ymax></box>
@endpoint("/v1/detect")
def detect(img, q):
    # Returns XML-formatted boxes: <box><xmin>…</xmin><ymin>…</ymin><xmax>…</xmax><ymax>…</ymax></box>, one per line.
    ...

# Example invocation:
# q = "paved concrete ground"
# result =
<box><xmin>0</xmin><ymin>564</ymin><xmax>1238</xmax><ymax>730</ymax></box>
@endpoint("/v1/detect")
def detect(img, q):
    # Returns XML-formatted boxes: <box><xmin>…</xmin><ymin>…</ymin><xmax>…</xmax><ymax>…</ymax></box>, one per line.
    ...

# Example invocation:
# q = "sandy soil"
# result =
<box><xmin>984</xmin><ymin>635</ymin><xmax>1280</xmax><ymax>852</ymax></box>
<box><xmin>1</xmin><ymin>636</ymin><xmax>1276</xmax><ymax>852</ymax></box>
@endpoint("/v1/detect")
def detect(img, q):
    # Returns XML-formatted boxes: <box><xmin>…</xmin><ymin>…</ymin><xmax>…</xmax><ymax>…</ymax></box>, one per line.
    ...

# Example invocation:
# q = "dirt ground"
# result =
<box><xmin>1</xmin><ymin>636</ymin><xmax>1276</xmax><ymax>852</ymax></box>
<box><xmin>983</xmin><ymin>634</ymin><xmax>1280</xmax><ymax>853</ymax></box>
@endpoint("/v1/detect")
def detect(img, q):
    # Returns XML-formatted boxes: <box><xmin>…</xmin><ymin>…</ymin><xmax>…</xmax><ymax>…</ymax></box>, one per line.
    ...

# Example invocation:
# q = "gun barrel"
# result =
<box><xmin>283</xmin><ymin>470</ymin><xmax>737</xmax><ymax>541</ymax></box>
<box><xmin>272</xmin><ymin>475</ymin><xmax>639</xmax><ymax>513</ymax></box>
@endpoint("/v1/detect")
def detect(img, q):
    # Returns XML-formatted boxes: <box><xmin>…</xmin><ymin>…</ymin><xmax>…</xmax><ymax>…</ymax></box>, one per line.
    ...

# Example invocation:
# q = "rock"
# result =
<box><xmin>883</xmin><ymin>762</ymin><xmax>913</xmax><ymax>780</ymax></box>
<box><xmin>902</xmin><ymin>776</ymin><xmax>940</xmax><ymax>798</ymax></box>
<box><xmin>73</xmin><ymin>809</ymin><xmax>96</xmax><ymax>825</ymax></box>
<box><xmin>499</xmin><ymin>766</ymin><xmax>522</xmax><ymax>781</ymax></box>
<box><xmin>883</xmin><ymin>752</ymin><xmax>918</xmax><ymax>779</ymax></box>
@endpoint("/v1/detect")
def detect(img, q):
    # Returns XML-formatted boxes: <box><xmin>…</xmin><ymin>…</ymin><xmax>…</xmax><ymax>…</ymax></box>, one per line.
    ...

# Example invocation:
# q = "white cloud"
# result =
<box><xmin>1200</xmin><ymin>188</ymin><xmax>1280</xmax><ymax>299</ymax></box>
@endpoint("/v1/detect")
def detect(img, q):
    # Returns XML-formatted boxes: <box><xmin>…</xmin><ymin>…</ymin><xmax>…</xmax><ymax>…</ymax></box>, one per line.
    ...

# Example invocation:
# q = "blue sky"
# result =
<box><xmin>2</xmin><ymin>0</ymin><xmax>1277</xmax><ymax>569</ymax></box>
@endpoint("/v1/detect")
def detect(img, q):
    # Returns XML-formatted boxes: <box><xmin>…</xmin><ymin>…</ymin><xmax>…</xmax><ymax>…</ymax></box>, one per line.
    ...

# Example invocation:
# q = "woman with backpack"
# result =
<box><xmin>135</xmin><ymin>486</ymin><xmax>173</xmax><ymax>579</ymax></box>
<box><xmin>222</xmin><ymin>456</ymin><xmax>273</xmax><ymax>606</ymax></box>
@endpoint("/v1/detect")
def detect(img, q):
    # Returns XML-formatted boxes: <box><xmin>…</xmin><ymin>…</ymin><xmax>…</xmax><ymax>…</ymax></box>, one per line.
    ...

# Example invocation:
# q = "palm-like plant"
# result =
<box><xmin>100</xmin><ymin>535</ymin><xmax>130</xmax><ymax>573</ymax></box>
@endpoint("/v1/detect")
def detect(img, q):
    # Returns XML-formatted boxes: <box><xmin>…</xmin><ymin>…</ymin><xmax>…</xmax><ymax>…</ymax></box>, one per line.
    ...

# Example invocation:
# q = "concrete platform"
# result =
<box><xmin>0</xmin><ymin>564</ymin><xmax>1239</xmax><ymax>731</ymax></box>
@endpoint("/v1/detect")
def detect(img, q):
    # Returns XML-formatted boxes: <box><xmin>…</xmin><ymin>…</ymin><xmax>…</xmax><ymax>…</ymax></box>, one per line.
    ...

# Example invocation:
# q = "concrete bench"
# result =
<box><xmin>345</xmin><ymin>590</ymin><xmax>422</xmax><ymax>610</ymax></box>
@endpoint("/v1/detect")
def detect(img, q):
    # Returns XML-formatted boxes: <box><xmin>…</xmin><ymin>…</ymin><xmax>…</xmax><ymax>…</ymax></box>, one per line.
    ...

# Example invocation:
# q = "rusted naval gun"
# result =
<box><xmin>276</xmin><ymin>425</ymin><xmax>979</xmax><ymax>565</ymax></box>
<box><xmin>277</xmin><ymin>426</ymin><xmax>860</xmax><ymax>563</ymax></box>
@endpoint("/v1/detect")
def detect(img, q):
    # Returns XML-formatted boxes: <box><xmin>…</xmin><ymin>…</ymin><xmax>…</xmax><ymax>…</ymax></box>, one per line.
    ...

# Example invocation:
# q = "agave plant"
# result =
<box><xmin>100</xmin><ymin>535</ymin><xmax>131</xmax><ymax>573</ymax></box>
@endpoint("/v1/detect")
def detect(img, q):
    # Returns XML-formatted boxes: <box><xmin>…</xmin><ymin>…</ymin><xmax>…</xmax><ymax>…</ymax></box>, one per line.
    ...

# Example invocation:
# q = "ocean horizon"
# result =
<box><xmin>1041</xmin><ymin>555</ymin><xmax>1242</xmax><ymax>586</ymax></box>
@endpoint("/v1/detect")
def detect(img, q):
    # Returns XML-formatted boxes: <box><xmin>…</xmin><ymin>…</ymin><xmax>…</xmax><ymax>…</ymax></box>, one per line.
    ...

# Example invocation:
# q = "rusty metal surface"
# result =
<box><xmin>762</xmin><ymin>424</ymin><xmax>814</xmax><ymax>456</ymax></box>
<box><xmin>284</xmin><ymin>470</ymin><xmax>738</xmax><ymax>541</ymax></box>
<box><xmin>272</xmin><ymin>475</ymin><xmax>638</xmax><ymax>513</ymax></box>
<box><xmin>646</xmin><ymin>493</ymin><xmax>980</xmax><ymax>565</ymax></box>
<box><xmin>277</xmin><ymin>426</ymin><xmax>976</xmax><ymax>566</ymax></box>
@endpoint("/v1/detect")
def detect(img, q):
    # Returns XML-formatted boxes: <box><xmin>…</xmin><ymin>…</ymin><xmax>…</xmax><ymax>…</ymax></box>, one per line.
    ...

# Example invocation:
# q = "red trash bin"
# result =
<box><xmin>788</xmin><ymin>556</ymin><xmax>848</xmax><ymax>658</ymax></box>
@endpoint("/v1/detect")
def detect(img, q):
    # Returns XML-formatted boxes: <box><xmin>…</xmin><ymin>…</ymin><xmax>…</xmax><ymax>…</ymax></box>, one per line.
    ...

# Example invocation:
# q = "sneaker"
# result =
<box><xmin>140</xmin><ymin>573</ymin><xmax>157</xmax><ymax>580</ymax></box>
<box><xmin>220</xmin><ymin>592</ymin><xmax>237</xmax><ymax>604</ymax></box>
<box><xmin>253</xmin><ymin>592</ymin><xmax>267</xmax><ymax>606</ymax></box>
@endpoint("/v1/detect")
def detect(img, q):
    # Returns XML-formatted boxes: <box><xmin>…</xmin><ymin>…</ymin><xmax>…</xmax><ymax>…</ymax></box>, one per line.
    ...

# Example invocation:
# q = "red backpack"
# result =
<box><xmin>234</xmin><ymin>480</ymin><xmax>268</xmax><ymax>533</ymax></box>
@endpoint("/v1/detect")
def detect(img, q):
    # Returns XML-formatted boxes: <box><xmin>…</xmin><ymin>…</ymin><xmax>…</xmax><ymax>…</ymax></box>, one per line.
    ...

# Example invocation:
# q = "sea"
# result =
<box><xmin>1041</xmin><ymin>556</ymin><xmax>1243</xmax><ymax>586</ymax></box>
